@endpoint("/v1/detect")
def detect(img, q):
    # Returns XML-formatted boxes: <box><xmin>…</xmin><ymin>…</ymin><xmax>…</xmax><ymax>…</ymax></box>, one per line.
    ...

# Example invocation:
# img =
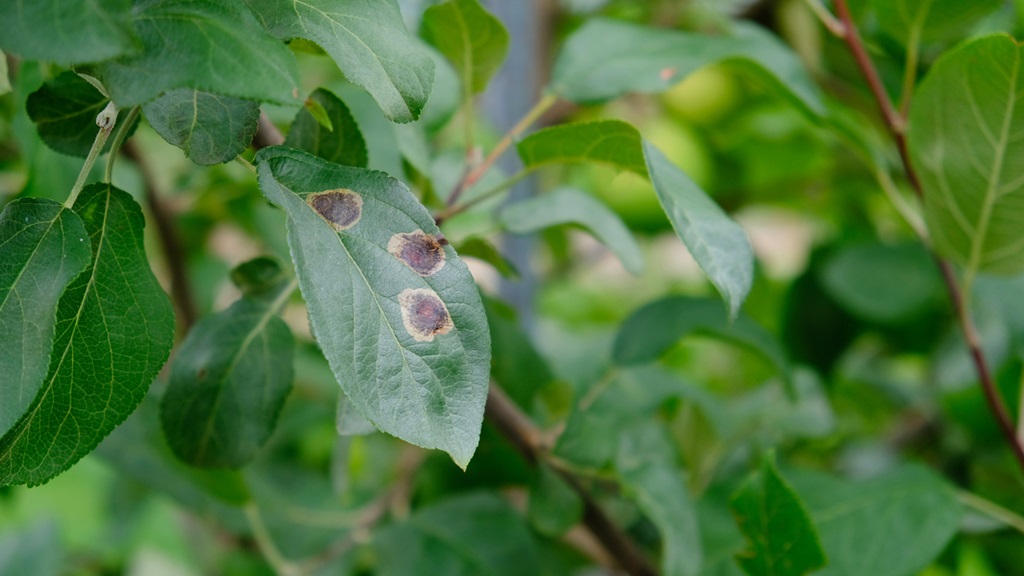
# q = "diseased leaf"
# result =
<box><xmin>551</xmin><ymin>18</ymin><xmax>824</xmax><ymax>117</ymax></box>
<box><xmin>788</xmin><ymin>464</ymin><xmax>960</xmax><ymax>576</ymax></box>
<box><xmin>0</xmin><ymin>184</ymin><xmax>175</xmax><ymax>487</ymax></box>
<box><xmin>143</xmin><ymin>88</ymin><xmax>260</xmax><ymax>165</ymax></box>
<box><xmin>910</xmin><ymin>35</ymin><xmax>1024</xmax><ymax>276</ymax></box>
<box><xmin>374</xmin><ymin>493</ymin><xmax>540</xmax><ymax>576</ymax></box>
<box><xmin>501</xmin><ymin>187</ymin><xmax>644</xmax><ymax>275</ymax></box>
<box><xmin>284</xmin><ymin>88</ymin><xmax>368</xmax><ymax>168</ymax></box>
<box><xmin>246</xmin><ymin>0</ymin><xmax>434</xmax><ymax>123</ymax></box>
<box><xmin>516</xmin><ymin>120</ymin><xmax>647</xmax><ymax>175</ymax></box>
<box><xmin>255</xmin><ymin>147</ymin><xmax>490</xmax><ymax>469</ymax></box>
<box><xmin>27</xmin><ymin>72</ymin><xmax>139</xmax><ymax>157</ymax></box>
<box><xmin>731</xmin><ymin>454</ymin><xmax>827</xmax><ymax>576</ymax></box>
<box><xmin>644</xmin><ymin>142</ymin><xmax>754</xmax><ymax>319</ymax></box>
<box><xmin>0</xmin><ymin>200</ymin><xmax>91</xmax><ymax>438</ymax></box>
<box><xmin>98</xmin><ymin>0</ymin><xmax>300</xmax><ymax>107</ymax></box>
<box><xmin>160</xmin><ymin>263</ymin><xmax>295</xmax><ymax>467</ymax></box>
<box><xmin>0</xmin><ymin>0</ymin><xmax>137</xmax><ymax>65</ymax></box>
<box><xmin>871</xmin><ymin>0</ymin><xmax>1001</xmax><ymax>43</ymax></box>
<box><xmin>421</xmin><ymin>0</ymin><xmax>509</xmax><ymax>95</ymax></box>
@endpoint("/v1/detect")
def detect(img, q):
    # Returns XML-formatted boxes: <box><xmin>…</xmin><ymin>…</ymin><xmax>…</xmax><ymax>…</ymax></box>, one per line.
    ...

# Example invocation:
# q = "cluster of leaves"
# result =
<box><xmin>0</xmin><ymin>0</ymin><xmax>1023</xmax><ymax>575</ymax></box>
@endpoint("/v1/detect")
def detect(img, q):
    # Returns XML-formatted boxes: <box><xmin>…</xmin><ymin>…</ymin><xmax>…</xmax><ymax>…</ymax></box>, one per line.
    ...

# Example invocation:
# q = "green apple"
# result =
<box><xmin>661</xmin><ymin>64</ymin><xmax>740</xmax><ymax>126</ymax></box>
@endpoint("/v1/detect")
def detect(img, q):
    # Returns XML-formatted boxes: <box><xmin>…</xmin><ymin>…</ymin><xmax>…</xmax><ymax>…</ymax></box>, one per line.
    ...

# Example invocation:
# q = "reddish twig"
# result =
<box><xmin>832</xmin><ymin>0</ymin><xmax>1024</xmax><ymax>471</ymax></box>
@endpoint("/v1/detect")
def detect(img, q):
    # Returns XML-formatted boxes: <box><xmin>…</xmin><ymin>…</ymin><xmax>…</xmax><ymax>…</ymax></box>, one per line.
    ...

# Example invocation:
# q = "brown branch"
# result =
<box><xmin>486</xmin><ymin>383</ymin><xmax>658</xmax><ymax>576</ymax></box>
<box><xmin>832</xmin><ymin>0</ymin><xmax>1024</xmax><ymax>471</ymax></box>
<box><xmin>252</xmin><ymin>113</ymin><xmax>286</xmax><ymax>151</ymax></box>
<box><xmin>122</xmin><ymin>141</ymin><xmax>198</xmax><ymax>331</ymax></box>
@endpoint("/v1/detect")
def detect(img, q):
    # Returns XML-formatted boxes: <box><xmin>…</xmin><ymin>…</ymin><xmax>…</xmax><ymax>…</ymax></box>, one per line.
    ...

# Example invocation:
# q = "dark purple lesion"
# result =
<box><xmin>398</xmin><ymin>288</ymin><xmax>453</xmax><ymax>341</ymax></box>
<box><xmin>388</xmin><ymin>230</ymin><xmax>446</xmax><ymax>276</ymax></box>
<box><xmin>306</xmin><ymin>189</ymin><xmax>363</xmax><ymax>231</ymax></box>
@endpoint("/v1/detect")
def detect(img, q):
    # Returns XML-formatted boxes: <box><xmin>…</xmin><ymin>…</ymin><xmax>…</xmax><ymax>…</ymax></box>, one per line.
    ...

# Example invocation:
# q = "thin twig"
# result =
<box><xmin>486</xmin><ymin>383</ymin><xmax>658</xmax><ymax>576</ymax></box>
<box><xmin>244</xmin><ymin>502</ymin><xmax>303</xmax><ymax>576</ymax></box>
<box><xmin>830</xmin><ymin>0</ymin><xmax>1024</xmax><ymax>472</ymax></box>
<box><xmin>800</xmin><ymin>0</ymin><xmax>846</xmax><ymax>37</ymax></box>
<box><xmin>122</xmin><ymin>140</ymin><xmax>199</xmax><ymax>331</ymax></box>
<box><xmin>958</xmin><ymin>490</ymin><xmax>1024</xmax><ymax>536</ymax></box>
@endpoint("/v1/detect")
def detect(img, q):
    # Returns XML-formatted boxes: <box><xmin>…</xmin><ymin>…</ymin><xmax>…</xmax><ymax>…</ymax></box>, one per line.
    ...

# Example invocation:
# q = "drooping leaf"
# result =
<box><xmin>26</xmin><ymin>72</ymin><xmax>140</xmax><ymax>157</ymax></box>
<box><xmin>788</xmin><ymin>464</ymin><xmax>961</xmax><ymax>576</ymax></box>
<box><xmin>613</xmin><ymin>296</ymin><xmax>790</xmax><ymax>388</ymax></box>
<box><xmin>0</xmin><ymin>200</ymin><xmax>91</xmax><ymax>438</ymax></box>
<box><xmin>871</xmin><ymin>0</ymin><xmax>1001</xmax><ymax>44</ymax></box>
<box><xmin>255</xmin><ymin>147</ymin><xmax>490</xmax><ymax>469</ymax></box>
<box><xmin>142</xmin><ymin>88</ymin><xmax>260</xmax><ymax>165</ymax></box>
<box><xmin>98</xmin><ymin>0</ymin><xmax>300</xmax><ymax>107</ymax></box>
<box><xmin>551</xmin><ymin>18</ymin><xmax>824</xmax><ymax>117</ymax></box>
<box><xmin>0</xmin><ymin>520</ymin><xmax>61</xmax><ymax>576</ymax></box>
<box><xmin>284</xmin><ymin>88</ymin><xmax>368</xmax><ymax>167</ymax></box>
<box><xmin>731</xmin><ymin>454</ymin><xmax>827</xmax><ymax>576</ymax></box>
<box><xmin>421</xmin><ymin>0</ymin><xmax>510</xmax><ymax>95</ymax></box>
<box><xmin>617</xmin><ymin>421</ymin><xmax>702</xmax><ymax>576</ymax></box>
<box><xmin>645</xmin><ymin>141</ymin><xmax>754</xmax><ymax>318</ymax></box>
<box><xmin>455</xmin><ymin>237</ymin><xmax>519</xmax><ymax>278</ymax></box>
<box><xmin>245</xmin><ymin>0</ymin><xmax>434</xmax><ymax>123</ymax></box>
<box><xmin>160</xmin><ymin>259</ymin><xmax>295</xmax><ymax>468</ymax></box>
<box><xmin>910</xmin><ymin>34</ymin><xmax>1024</xmax><ymax>276</ymax></box>
<box><xmin>0</xmin><ymin>184</ymin><xmax>175</xmax><ymax>487</ymax></box>
<box><xmin>0</xmin><ymin>0</ymin><xmax>137</xmax><ymax>65</ymax></box>
<box><xmin>527</xmin><ymin>464</ymin><xmax>583</xmax><ymax>537</ymax></box>
<box><xmin>374</xmin><ymin>492</ymin><xmax>541</xmax><ymax>576</ymax></box>
<box><xmin>516</xmin><ymin>120</ymin><xmax>648</xmax><ymax>175</ymax></box>
<box><xmin>501</xmin><ymin>187</ymin><xmax>644</xmax><ymax>275</ymax></box>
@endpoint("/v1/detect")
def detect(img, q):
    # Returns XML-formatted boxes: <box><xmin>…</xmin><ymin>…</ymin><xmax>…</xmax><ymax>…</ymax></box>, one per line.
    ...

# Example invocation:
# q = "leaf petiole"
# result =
<box><xmin>436</xmin><ymin>169</ymin><xmax>532</xmax><ymax>224</ymax></box>
<box><xmin>66</xmin><ymin>101</ymin><xmax>118</xmax><ymax>208</ymax></box>
<box><xmin>235</xmin><ymin>155</ymin><xmax>257</xmax><ymax>174</ymax></box>
<box><xmin>104</xmin><ymin>106</ymin><xmax>140</xmax><ymax>182</ymax></box>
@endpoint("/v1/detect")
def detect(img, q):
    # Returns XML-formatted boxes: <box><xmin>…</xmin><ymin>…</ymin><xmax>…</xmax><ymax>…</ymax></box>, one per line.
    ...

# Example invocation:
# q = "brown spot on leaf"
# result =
<box><xmin>388</xmin><ymin>230</ymin><xmax>446</xmax><ymax>276</ymax></box>
<box><xmin>307</xmin><ymin>189</ymin><xmax>363</xmax><ymax>231</ymax></box>
<box><xmin>398</xmin><ymin>288</ymin><xmax>453</xmax><ymax>342</ymax></box>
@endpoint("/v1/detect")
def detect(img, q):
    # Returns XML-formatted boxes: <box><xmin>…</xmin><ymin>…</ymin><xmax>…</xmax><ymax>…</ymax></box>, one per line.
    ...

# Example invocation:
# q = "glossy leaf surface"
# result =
<box><xmin>256</xmin><ymin>147</ymin><xmax>489</xmax><ymax>468</ymax></box>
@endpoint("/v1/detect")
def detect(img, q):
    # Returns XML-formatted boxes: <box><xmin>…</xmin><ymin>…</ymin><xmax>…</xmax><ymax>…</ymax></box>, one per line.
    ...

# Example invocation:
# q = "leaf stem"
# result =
<box><xmin>435</xmin><ymin>169</ymin><xmax>532</xmax><ymax>225</ymax></box>
<box><xmin>66</xmin><ymin>101</ymin><xmax>118</xmax><ymax>208</ymax></box>
<box><xmin>243</xmin><ymin>502</ymin><xmax>303</xmax><ymax>576</ymax></box>
<box><xmin>446</xmin><ymin>92</ymin><xmax>558</xmax><ymax>207</ymax></box>
<box><xmin>831</xmin><ymin>0</ymin><xmax>1024</xmax><ymax>473</ymax></box>
<box><xmin>104</xmin><ymin>106</ymin><xmax>139</xmax><ymax>182</ymax></box>
<box><xmin>485</xmin><ymin>382</ymin><xmax>658</xmax><ymax>576</ymax></box>
<box><xmin>799</xmin><ymin>0</ymin><xmax>846</xmax><ymax>37</ymax></box>
<box><xmin>957</xmin><ymin>490</ymin><xmax>1024</xmax><ymax>536</ymax></box>
<box><xmin>898</xmin><ymin>20</ymin><xmax>924</xmax><ymax>117</ymax></box>
<box><xmin>235</xmin><ymin>156</ymin><xmax>257</xmax><ymax>174</ymax></box>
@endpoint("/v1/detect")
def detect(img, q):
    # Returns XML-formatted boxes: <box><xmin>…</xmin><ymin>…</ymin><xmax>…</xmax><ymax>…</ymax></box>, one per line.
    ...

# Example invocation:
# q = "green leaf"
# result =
<box><xmin>374</xmin><ymin>492</ymin><xmax>541</xmax><ymax>576</ymax></box>
<box><xmin>731</xmin><ymin>454</ymin><xmax>827</xmax><ymax>576</ymax></box>
<box><xmin>0</xmin><ymin>184</ymin><xmax>175</xmax><ymax>487</ymax></box>
<box><xmin>617</xmin><ymin>422</ymin><xmax>702</xmax><ymax>576</ymax></box>
<box><xmin>551</xmin><ymin>18</ymin><xmax>824</xmax><ymax>117</ymax></box>
<box><xmin>0</xmin><ymin>520</ymin><xmax>61</xmax><ymax>576</ymax></box>
<box><xmin>0</xmin><ymin>200</ymin><xmax>91</xmax><ymax>438</ymax></box>
<box><xmin>501</xmin><ymin>187</ymin><xmax>645</xmax><ymax>275</ymax></box>
<box><xmin>645</xmin><ymin>141</ymin><xmax>753</xmax><ymax>318</ymax></box>
<box><xmin>788</xmin><ymin>464</ymin><xmax>961</xmax><ymax>576</ymax></box>
<box><xmin>528</xmin><ymin>464</ymin><xmax>583</xmax><ymax>537</ymax></box>
<box><xmin>910</xmin><ymin>34</ymin><xmax>1024</xmax><ymax>277</ymax></box>
<box><xmin>0</xmin><ymin>52</ymin><xmax>12</xmax><ymax>97</ymax></box>
<box><xmin>421</xmin><ymin>0</ymin><xmax>510</xmax><ymax>95</ymax></box>
<box><xmin>142</xmin><ymin>88</ymin><xmax>260</xmax><ymax>165</ymax></box>
<box><xmin>160</xmin><ymin>268</ymin><xmax>295</xmax><ymax>467</ymax></box>
<box><xmin>613</xmin><ymin>296</ymin><xmax>790</xmax><ymax>386</ymax></box>
<box><xmin>98</xmin><ymin>0</ymin><xmax>300</xmax><ymax>107</ymax></box>
<box><xmin>455</xmin><ymin>237</ymin><xmax>519</xmax><ymax>278</ymax></box>
<box><xmin>516</xmin><ymin>120</ymin><xmax>648</xmax><ymax>175</ymax></box>
<box><xmin>871</xmin><ymin>0</ymin><xmax>1001</xmax><ymax>43</ymax></box>
<box><xmin>0</xmin><ymin>0</ymin><xmax>137</xmax><ymax>65</ymax></box>
<box><xmin>27</xmin><ymin>72</ymin><xmax>139</xmax><ymax>157</ymax></box>
<box><xmin>255</xmin><ymin>147</ymin><xmax>490</xmax><ymax>469</ymax></box>
<box><xmin>229</xmin><ymin>256</ymin><xmax>292</xmax><ymax>305</ymax></box>
<box><xmin>484</xmin><ymin>296</ymin><xmax>556</xmax><ymax>412</ymax></box>
<box><xmin>284</xmin><ymin>88</ymin><xmax>368</xmax><ymax>168</ymax></box>
<box><xmin>245</xmin><ymin>0</ymin><xmax>433</xmax><ymax>123</ymax></box>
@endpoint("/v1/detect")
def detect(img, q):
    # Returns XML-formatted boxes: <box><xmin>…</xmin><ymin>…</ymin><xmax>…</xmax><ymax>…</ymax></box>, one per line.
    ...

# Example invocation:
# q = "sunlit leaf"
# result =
<box><xmin>284</xmin><ymin>88</ymin><xmax>368</xmax><ymax>168</ymax></box>
<box><xmin>255</xmin><ymin>146</ymin><xmax>489</xmax><ymax>469</ymax></box>
<box><xmin>421</xmin><ymin>0</ymin><xmax>509</xmax><ymax>95</ymax></box>
<box><xmin>98</xmin><ymin>0</ymin><xmax>300</xmax><ymax>107</ymax></box>
<box><xmin>0</xmin><ymin>200</ymin><xmax>91</xmax><ymax>438</ymax></box>
<box><xmin>246</xmin><ymin>0</ymin><xmax>433</xmax><ymax>123</ymax></box>
<box><xmin>551</xmin><ymin>18</ymin><xmax>824</xmax><ymax>117</ymax></box>
<box><xmin>516</xmin><ymin>120</ymin><xmax>647</xmax><ymax>174</ymax></box>
<box><xmin>501</xmin><ymin>187</ymin><xmax>644</xmax><ymax>275</ymax></box>
<box><xmin>0</xmin><ymin>184</ymin><xmax>175</xmax><ymax>487</ymax></box>
<box><xmin>0</xmin><ymin>0</ymin><xmax>137</xmax><ymax>65</ymax></box>
<box><xmin>731</xmin><ymin>453</ymin><xmax>827</xmax><ymax>576</ymax></box>
<box><xmin>143</xmin><ymin>89</ymin><xmax>260</xmax><ymax>165</ymax></box>
<box><xmin>910</xmin><ymin>34</ymin><xmax>1024</xmax><ymax>276</ymax></box>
